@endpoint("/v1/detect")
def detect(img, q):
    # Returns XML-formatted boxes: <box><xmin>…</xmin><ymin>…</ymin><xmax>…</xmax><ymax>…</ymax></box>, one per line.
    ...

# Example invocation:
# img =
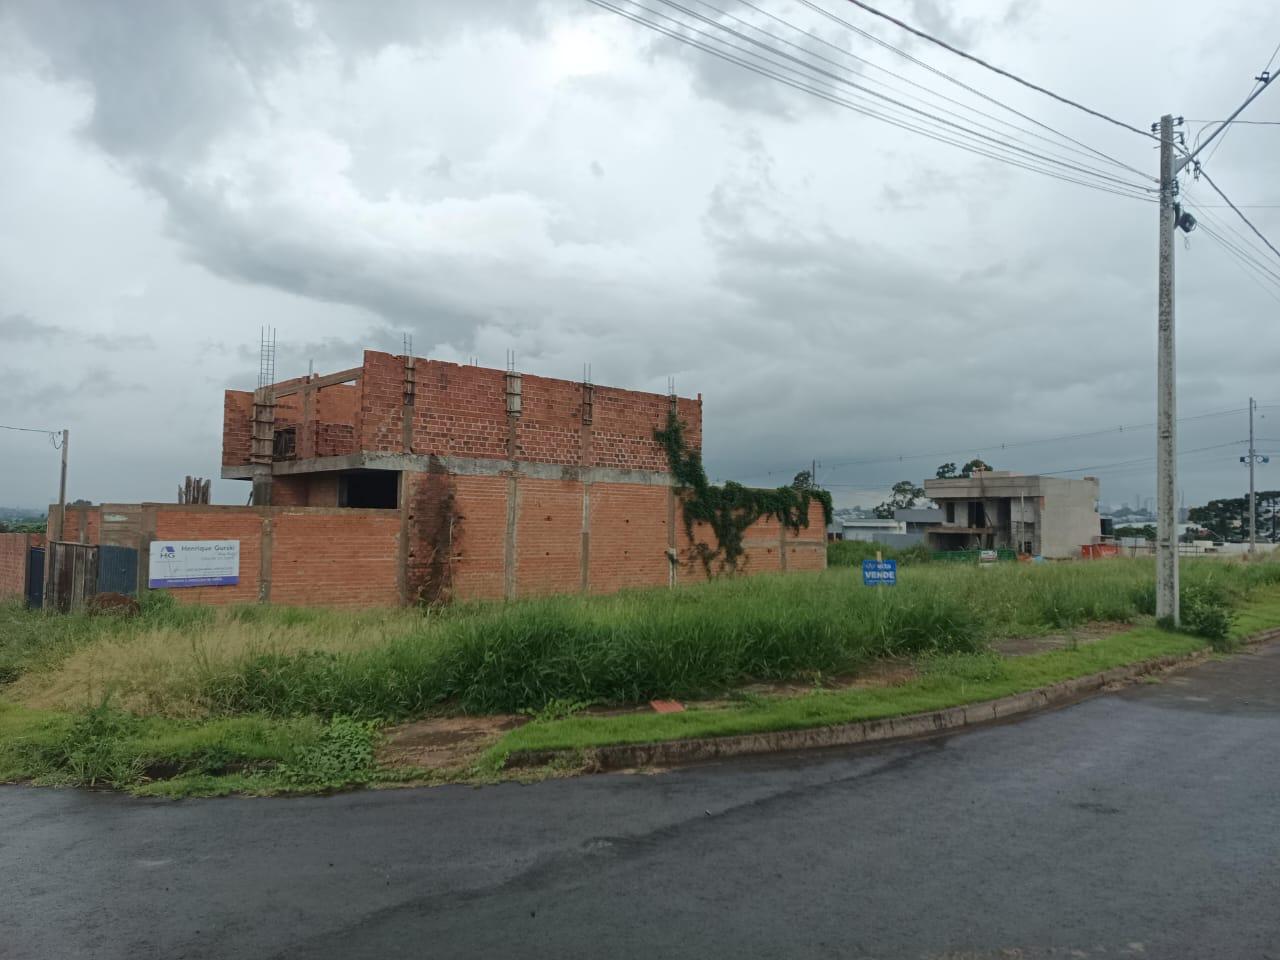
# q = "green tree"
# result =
<box><xmin>1188</xmin><ymin>497</ymin><xmax>1248</xmax><ymax>541</ymax></box>
<box><xmin>874</xmin><ymin>480</ymin><xmax>925</xmax><ymax>519</ymax></box>
<box><xmin>960</xmin><ymin>458</ymin><xmax>993</xmax><ymax>477</ymax></box>
<box><xmin>1114</xmin><ymin>524</ymin><xmax>1156</xmax><ymax>540</ymax></box>
<box><xmin>935</xmin><ymin>462</ymin><xmax>958</xmax><ymax>479</ymax></box>
<box><xmin>791</xmin><ymin>470</ymin><xmax>814</xmax><ymax>491</ymax></box>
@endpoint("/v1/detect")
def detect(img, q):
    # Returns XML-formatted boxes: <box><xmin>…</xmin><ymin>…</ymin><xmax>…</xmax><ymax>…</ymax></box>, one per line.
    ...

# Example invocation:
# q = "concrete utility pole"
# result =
<box><xmin>1156</xmin><ymin>114</ymin><xmax>1179</xmax><ymax>625</ymax></box>
<box><xmin>1249</xmin><ymin>397</ymin><xmax>1257</xmax><ymax>553</ymax></box>
<box><xmin>57</xmin><ymin>428</ymin><xmax>68</xmax><ymax>541</ymax></box>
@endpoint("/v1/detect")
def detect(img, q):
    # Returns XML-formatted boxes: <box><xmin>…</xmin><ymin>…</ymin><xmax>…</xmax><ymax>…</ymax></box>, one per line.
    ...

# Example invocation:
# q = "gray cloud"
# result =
<box><xmin>1</xmin><ymin>0</ymin><xmax>1277</xmax><ymax>514</ymax></box>
<box><xmin>1</xmin><ymin>312</ymin><xmax>154</xmax><ymax>351</ymax></box>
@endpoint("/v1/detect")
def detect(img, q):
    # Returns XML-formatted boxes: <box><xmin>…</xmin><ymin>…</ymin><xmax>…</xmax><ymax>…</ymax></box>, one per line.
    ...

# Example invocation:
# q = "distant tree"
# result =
<box><xmin>1114</xmin><ymin>524</ymin><xmax>1156</xmax><ymax>540</ymax></box>
<box><xmin>960</xmin><ymin>458</ymin><xmax>994</xmax><ymax>477</ymax></box>
<box><xmin>1188</xmin><ymin>497</ymin><xmax>1249</xmax><ymax>541</ymax></box>
<box><xmin>874</xmin><ymin>479</ymin><xmax>925</xmax><ymax>519</ymax></box>
<box><xmin>935</xmin><ymin>462</ymin><xmax>958</xmax><ymax>479</ymax></box>
<box><xmin>791</xmin><ymin>470</ymin><xmax>814</xmax><ymax>491</ymax></box>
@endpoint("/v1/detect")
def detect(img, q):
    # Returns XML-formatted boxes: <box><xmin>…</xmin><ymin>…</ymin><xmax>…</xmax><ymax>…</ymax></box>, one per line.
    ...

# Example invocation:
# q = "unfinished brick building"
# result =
<box><xmin>220</xmin><ymin>350</ymin><xmax>826</xmax><ymax>603</ymax></box>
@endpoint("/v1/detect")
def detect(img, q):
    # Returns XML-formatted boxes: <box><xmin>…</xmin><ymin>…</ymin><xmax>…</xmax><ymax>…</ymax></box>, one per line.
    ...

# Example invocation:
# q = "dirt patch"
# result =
<box><xmin>993</xmin><ymin>622</ymin><xmax>1131</xmax><ymax>657</ymax></box>
<box><xmin>377</xmin><ymin>715</ymin><xmax>527</xmax><ymax>771</ymax></box>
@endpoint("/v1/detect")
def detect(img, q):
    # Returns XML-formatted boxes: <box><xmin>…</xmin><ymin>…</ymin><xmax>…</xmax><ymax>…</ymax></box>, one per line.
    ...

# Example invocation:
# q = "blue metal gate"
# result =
<box><xmin>97</xmin><ymin>545</ymin><xmax>138</xmax><ymax>595</ymax></box>
<box><xmin>25</xmin><ymin>547</ymin><xmax>43</xmax><ymax>609</ymax></box>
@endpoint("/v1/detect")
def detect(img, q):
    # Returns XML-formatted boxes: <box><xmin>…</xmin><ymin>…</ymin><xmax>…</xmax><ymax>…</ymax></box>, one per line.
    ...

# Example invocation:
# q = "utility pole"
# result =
<box><xmin>1249</xmin><ymin>397</ymin><xmax>1257</xmax><ymax>553</ymax></box>
<box><xmin>57</xmin><ymin>428</ymin><xmax>69</xmax><ymax>540</ymax></box>
<box><xmin>1156</xmin><ymin>114</ymin><xmax>1179</xmax><ymax>625</ymax></box>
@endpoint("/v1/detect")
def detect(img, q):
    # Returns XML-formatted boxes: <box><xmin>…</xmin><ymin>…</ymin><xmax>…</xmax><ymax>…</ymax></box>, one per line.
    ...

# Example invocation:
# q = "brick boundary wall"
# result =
<box><xmin>42</xmin><ymin>490</ymin><xmax>826</xmax><ymax>610</ymax></box>
<box><xmin>0</xmin><ymin>533</ymin><xmax>43</xmax><ymax>603</ymax></box>
<box><xmin>412</xmin><ymin>475</ymin><xmax>827</xmax><ymax>603</ymax></box>
<box><xmin>47</xmin><ymin>504</ymin><xmax>401</xmax><ymax>609</ymax></box>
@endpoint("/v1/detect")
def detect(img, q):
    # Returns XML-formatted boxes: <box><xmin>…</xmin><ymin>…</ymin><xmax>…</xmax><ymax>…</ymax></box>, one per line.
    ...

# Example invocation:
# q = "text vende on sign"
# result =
<box><xmin>861</xmin><ymin>558</ymin><xmax>897</xmax><ymax>587</ymax></box>
<box><xmin>148</xmin><ymin>540</ymin><xmax>240</xmax><ymax>589</ymax></box>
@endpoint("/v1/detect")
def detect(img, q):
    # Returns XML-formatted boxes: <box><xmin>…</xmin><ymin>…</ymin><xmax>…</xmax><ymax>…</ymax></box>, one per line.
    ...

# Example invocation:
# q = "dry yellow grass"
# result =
<box><xmin>9</xmin><ymin>607</ymin><xmax>424</xmax><ymax>717</ymax></box>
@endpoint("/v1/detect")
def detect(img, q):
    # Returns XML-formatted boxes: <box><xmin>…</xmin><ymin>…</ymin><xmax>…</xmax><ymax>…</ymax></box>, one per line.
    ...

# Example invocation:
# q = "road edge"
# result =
<box><xmin>506</xmin><ymin>627</ymin><xmax>1280</xmax><ymax>773</ymax></box>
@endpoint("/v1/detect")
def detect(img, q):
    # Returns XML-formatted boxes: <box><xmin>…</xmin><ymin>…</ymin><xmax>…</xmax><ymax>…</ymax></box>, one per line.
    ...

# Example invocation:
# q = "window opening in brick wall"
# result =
<box><xmin>338</xmin><ymin>470</ymin><xmax>399</xmax><ymax>509</ymax></box>
<box><xmin>272</xmin><ymin>426</ymin><xmax>296</xmax><ymax>460</ymax></box>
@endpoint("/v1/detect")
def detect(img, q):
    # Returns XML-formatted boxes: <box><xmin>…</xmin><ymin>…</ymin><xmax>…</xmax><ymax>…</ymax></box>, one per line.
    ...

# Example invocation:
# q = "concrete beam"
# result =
<box><xmin>272</xmin><ymin>367</ymin><xmax>362</xmax><ymax>398</ymax></box>
<box><xmin>225</xmin><ymin>451</ymin><xmax>677</xmax><ymax>487</ymax></box>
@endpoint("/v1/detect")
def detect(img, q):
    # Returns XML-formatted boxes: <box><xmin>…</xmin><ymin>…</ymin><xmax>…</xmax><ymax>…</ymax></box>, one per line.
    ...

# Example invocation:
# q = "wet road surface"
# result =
<box><xmin>3</xmin><ymin>643</ymin><xmax>1278</xmax><ymax>959</ymax></box>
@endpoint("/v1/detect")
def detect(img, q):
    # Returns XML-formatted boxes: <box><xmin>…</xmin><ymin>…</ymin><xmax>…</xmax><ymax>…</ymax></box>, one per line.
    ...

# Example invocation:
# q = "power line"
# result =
<box><xmin>782</xmin><ymin>0</ymin><xmax>1153</xmax><ymax>181</ymax></box>
<box><xmin>1182</xmin><ymin>184</ymin><xmax>1280</xmax><ymax>276</ymax></box>
<box><xmin>589</xmin><ymin>0</ymin><xmax>1155</xmax><ymax>200</ymax></box>
<box><xmin>1194</xmin><ymin>166</ymin><xmax>1280</xmax><ymax>261</ymax></box>
<box><xmin>687</xmin><ymin>0</ymin><xmax>1150</xmax><ymax>179</ymax></box>
<box><xmin>733</xmin><ymin>405</ymin><xmax>1248</xmax><ymax>485</ymax></box>
<box><xmin>645</xmin><ymin>0</ymin><xmax>1152</xmax><ymax>192</ymax></box>
<box><xmin>835</xmin><ymin>0</ymin><xmax>1157</xmax><ymax>141</ymax></box>
<box><xmin>1039</xmin><ymin>441</ymin><xmax>1247</xmax><ymax>477</ymax></box>
<box><xmin>0</xmin><ymin>423</ymin><xmax>64</xmax><ymax>448</ymax></box>
<box><xmin>1188</xmin><ymin>217</ymin><xmax>1280</xmax><ymax>301</ymax></box>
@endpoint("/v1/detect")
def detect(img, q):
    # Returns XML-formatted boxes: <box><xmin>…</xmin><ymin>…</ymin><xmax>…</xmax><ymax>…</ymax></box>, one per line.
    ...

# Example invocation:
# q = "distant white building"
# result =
<box><xmin>838</xmin><ymin>518</ymin><xmax>906</xmax><ymax>542</ymax></box>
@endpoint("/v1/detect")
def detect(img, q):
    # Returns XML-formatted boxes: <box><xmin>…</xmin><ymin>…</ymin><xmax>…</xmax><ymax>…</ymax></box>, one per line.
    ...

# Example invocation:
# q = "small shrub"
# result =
<box><xmin>20</xmin><ymin>702</ymin><xmax>146</xmax><ymax>787</ymax></box>
<box><xmin>277</xmin><ymin>716</ymin><xmax>379</xmax><ymax>788</ymax></box>
<box><xmin>1181</xmin><ymin>585</ymin><xmax>1233</xmax><ymax>647</ymax></box>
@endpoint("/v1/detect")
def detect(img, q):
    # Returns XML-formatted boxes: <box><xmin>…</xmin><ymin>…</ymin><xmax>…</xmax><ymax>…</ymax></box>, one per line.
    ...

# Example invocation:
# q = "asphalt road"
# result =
<box><xmin>3</xmin><ymin>645</ymin><xmax>1279</xmax><ymax>960</ymax></box>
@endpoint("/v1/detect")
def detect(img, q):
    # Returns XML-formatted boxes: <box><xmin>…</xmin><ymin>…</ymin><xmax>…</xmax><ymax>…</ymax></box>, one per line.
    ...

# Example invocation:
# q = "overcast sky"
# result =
<box><xmin>2</xmin><ymin>0</ymin><xmax>1278</xmax><ymax>513</ymax></box>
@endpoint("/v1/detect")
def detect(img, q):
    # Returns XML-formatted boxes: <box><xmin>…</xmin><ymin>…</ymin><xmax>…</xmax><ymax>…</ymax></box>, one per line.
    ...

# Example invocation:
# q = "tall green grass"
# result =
<box><xmin>200</xmin><ymin>558</ymin><xmax>1280</xmax><ymax>719</ymax></box>
<box><xmin>7</xmin><ymin>558</ymin><xmax>1279</xmax><ymax>722</ymax></box>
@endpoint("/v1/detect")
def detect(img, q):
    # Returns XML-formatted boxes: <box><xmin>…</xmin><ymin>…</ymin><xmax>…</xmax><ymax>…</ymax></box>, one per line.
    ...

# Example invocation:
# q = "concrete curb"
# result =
<box><xmin>507</xmin><ymin>627</ymin><xmax>1280</xmax><ymax>773</ymax></box>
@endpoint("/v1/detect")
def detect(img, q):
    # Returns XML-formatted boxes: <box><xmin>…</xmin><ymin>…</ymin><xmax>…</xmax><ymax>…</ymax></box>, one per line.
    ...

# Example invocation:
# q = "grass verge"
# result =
<box><xmin>486</xmin><ymin>627</ymin><xmax>1209</xmax><ymax>761</ymax></box>
<box><xmin>2</xmin><ymin>562</ymin><xmax>1279</xmax><ymax>796</ymax></box>
<box><xmin>8</xmin><ymin>557</ymin><xmax>1277</xmax><ymax>720</ymax></box>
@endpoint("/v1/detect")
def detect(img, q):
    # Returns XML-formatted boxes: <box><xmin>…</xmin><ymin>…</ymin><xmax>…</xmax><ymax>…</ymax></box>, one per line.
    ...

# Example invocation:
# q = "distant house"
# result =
<box><xmin>838</xmin><ymin>518</ymin><xmax>906</xmax><ymax>542</ymax></box>
<box><xmin>894</xmin><ymin>507</ymin><xmax>942</xmax><ymax>536</ymax></box>
<box><xmin>922</xmin><ymin>472</ymin><xmax>1101</xmax><ymax>558</ymax></box>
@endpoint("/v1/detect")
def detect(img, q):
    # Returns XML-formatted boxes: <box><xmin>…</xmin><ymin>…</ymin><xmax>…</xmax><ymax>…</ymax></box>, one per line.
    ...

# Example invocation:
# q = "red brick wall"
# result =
<box><xmin>590</xmin><ymin>391</ymin><xmax>701</xmax><ymax>473</ymax></box>
<box><xmin>223</xmin><ymin>390</ymin><xmax>253</xmax><ymax>467</ymax></box>
<box><xmin>436</xmin><ymin>478</ymin><xmax>824</xmax><ymax>602</ymax></box>
<box><xmin>270</xmin><ymin>510</ymin><xmax>400</xmax><ymax>608</ymax></box>
<box><xmin>359</xmin><ymin>350</ymin><xmax>410</xmax><ymax>454</ymax></box>
<box><xmin>152</xmin><ymin>508</ymin><xmax>264</xmax><ymax>606</ymax></box>
<box><xmin>516</xmin><ymin>478</ymin><xmax>584</xmax><ymax>596</ymax></box>
<box><xmin>0</xmin><ymin>533</ymin><xmax>40</xmax><ymax>602</ymax></box>
<box><xmin>223</xmin><ymin>349</ymin><xmax>703</xmax><ymax>476</ymax></box>
<box><xmin>271</xmin><ymin>476</ymin><xmax>311</xmax><ymax>507</ymax></box>
<box><xmin>515</xmin><ymin>375</ymin><xmax>585</xmax><ymax>466</ymax></box>
<box><xmin>149</xmin><ymin>506</ymin><xmax>400</xmax><ymax>608</ymax></box>
<box><xmin>49</xmin><ymin>505</ymin><xmax>102</xmax><ymax>545</ymax></box>
<box><xmin>448</xmin><ymin>475</ymin><xmax>509</xmax><ymax>600</ymax></box>
<box><xmin>587</xmin><ymin>483</ymin><xmax>671</xmax><ymax>593</ymax></box>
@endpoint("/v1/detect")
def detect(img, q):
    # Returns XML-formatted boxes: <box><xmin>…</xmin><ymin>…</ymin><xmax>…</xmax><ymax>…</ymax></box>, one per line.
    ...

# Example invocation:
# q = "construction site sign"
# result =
<box><xmin>148</xmin><ymin>540</ymin><xmax>240</xmax><ymax>588</ymax></box>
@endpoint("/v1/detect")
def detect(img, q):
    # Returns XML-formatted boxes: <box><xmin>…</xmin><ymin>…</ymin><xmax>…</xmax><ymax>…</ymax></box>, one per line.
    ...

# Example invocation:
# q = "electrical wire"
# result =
<box><xmin>1182</xmin><ymin>184</ymin><xmax>1280</xmax><ymax>278</ymax></box>
<box><xmin>709</xmin><ymin>0</ymin><xmax>1152</xmax><ymax>181</ymax></box>
<box><xmin>733</xmin><ymin>406</ymin><xmax>1248</xmax><ymax>485</ymax></box>
<box><xmin>1199</xmin><ymin>39</ymin><xmax>1280</xmax><ymax>165</ymax></box>
<box><xmin>1194</xmin><ymin>166</ymin><xmax>1280</xmax><ymax>261</ymax></box>
<box><xmin>0</xmin><ymin>424</ymin><xmax>63</xmax><ymax>448</ymax></box>
<box><xmin>1188</xmin><ymin>217</ymin><xmax>1280</xmax><ymax>301</ymax></box>
<box><xmin>646</xmin><ymin>0</ymin><xmax>1152</xmax><ymax>191</ymax></box>
<box><xmin>834</xmin><ymin>0</ymin><xmax>1158</xmax><ymax>141</ymax></box>
<box><xmin>792</xmin><ymin>0</ymin><xmax>1154</xmax><ymax>179</ymax></box>
<box><xmin>589</xmin><ymin>0</ymin><xmax>1155</xmax><ymax>200</ymax></box>
<box><xmin>1036</xmin><ymin>441</ymin><xmax>1246</xmax><ymax>477</ymax></box>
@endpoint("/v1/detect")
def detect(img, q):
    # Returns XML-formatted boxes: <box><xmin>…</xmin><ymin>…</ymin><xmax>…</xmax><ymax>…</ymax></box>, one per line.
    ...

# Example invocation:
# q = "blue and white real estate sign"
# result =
<box><xmin>861</xmin><ymin>558</ymin><xmax>898</xmax><ymax>587</ymax></box>
<box><xmin>148</xmin><ymin>540</ymin><xmax>240</xmax><ymax>588</ymax></box>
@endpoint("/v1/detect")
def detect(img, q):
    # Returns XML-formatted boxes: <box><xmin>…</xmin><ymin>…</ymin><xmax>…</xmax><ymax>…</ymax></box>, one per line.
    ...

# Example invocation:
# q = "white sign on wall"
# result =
<box><xmin>148</xmin><ymin>540</ymin><xmax>240</xmax><ymax>588</ymax></box>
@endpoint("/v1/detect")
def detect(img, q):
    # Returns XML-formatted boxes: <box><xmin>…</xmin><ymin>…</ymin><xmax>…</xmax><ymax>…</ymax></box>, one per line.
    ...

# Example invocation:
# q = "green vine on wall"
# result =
<box><xmin>655</xmin><ymin>412</ymin><xmax>833</xmax><ymax>575</ymax></box>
